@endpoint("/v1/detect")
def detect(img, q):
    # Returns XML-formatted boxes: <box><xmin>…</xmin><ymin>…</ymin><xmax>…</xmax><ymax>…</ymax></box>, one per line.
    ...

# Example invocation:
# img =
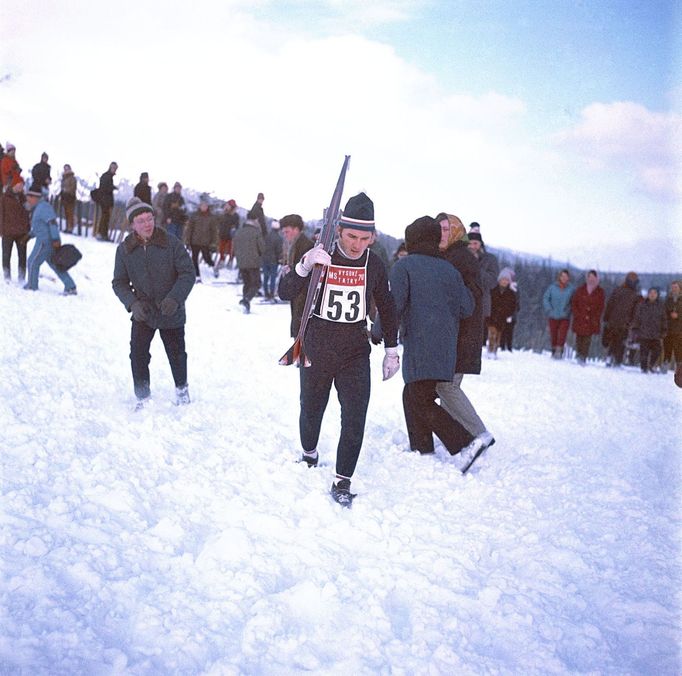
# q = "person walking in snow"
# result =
<box><xmin>603</xmin><ymin>272</ymin><xmax>641</xmax><ymax>367</ymax></box>
<box><xmin>434</xmin><ymin>213</ymin><xmax>494</xmax><ymax>458</ymax></box>
<box><xmin>499</xmin><ymin>267</ymin><xmax>519</xmax><ymax>351</ymax></box>
<box><xmin>467</xmin><ymin>222</ymin><xmax>499</xmax><ymax>345</ymax></box>
<box><xmin>571</xmin><ymin>270</ymin><xmax>605</xmax><ymax>365</ymax></box>
<box><xmin>488</xmin><ymin>270</ymin><xmax>517</xmax><ymax>359</ymax></box>
<box><xmin>184</xmin><ymin>198</ymin><xmax>218</xmax><ymax>281</ymax></box>
<box><xmin>232</xmin><ymin>209</ymin><xmax>264</xmax><ymax>313</ymax></box>
<box><xmin>95</xmin><ymin>161</ymin><xmax>118</xmax><ymax>241</ymax></box>
<box><xmin>215</xmin><ymin>199</ymin><xmax>239</xmax><ymax>272</ymax></box>
<box><xmin>278</xmin><ymin>193</ymin><xmax>400</xmax><ymax>507</ymax></box>
<box><xmin>280</xmin><ymin>213</ymin><xmax>314</xmax><ymax>337</ymax></box>
<box><xmin>543</xmin><ymin>269</ymin><xmax>575</xmax><ymax>359</ymax></box>
<box><xmin>23</xmin><ymin>184</ymin><xmax>77</xmax><ymax>294</ymax></box>
<box><xmin>390</xmin><ymin>215</ymin><xmax>480</xmax><ymax>471</ymax></box>
<box><xmin>112</xmin><ymin>197</ymin><xmax>195</xmax><ymax>408</ymax></box>
<box><xmin>1</xmin><ymin>178</ymin><xmax>30</xmax><ymax>282</ymax></box>
<box><xmin>633</xmin><ymin>287</ymin><xmax>667</xmax><ymax>373</ymax></box>
<box><xmin>262</xmin><ymin>219</ymin><xmax>283</xmax><ymax>301</ymax></box>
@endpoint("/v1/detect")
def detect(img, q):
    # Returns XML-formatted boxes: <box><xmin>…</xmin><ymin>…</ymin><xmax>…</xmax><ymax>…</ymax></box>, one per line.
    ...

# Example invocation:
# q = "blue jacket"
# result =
<box><xmin>112</xmin><ymin>227</ymin><xmax>195</xmax><ymax>329</ymax></box>
<box><xmin>390</xmin><ymin>253</ymin><xmax>473</xmax><ymax>383</ymax></box>
<box><xmin>29</xmin><ymin>199</ymin><xmax>60</xmax><ymax>242</ymax></box>
<box><xmin>543</xmin><ymin>282</ymin><xmax>575</xmax><ymax>319</ymax></box>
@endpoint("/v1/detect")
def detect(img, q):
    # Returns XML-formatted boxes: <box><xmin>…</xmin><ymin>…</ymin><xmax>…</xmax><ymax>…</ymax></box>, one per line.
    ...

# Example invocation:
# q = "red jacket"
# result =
<box><xmin>1</xmin><ymin>156</ymin><xmax>21</xmax><ymax>190</ymax></box>
<box><xmin>571</xmin><ymin>283</ymin><xmax>605</xmax><ymax>336</ymax></box>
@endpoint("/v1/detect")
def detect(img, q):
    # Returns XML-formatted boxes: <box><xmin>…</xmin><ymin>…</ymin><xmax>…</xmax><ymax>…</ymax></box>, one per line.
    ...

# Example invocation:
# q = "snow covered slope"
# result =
<box><xmin>1</xmin><ymin>234</ymin><xmax>680</xmax><ymax>674</ymax></box>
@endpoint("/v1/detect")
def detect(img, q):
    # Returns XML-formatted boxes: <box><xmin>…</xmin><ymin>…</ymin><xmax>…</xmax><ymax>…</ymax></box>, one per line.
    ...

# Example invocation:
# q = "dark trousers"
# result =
<box><xmin>191</xmin><ymin>245</ymin><xmax>214</xmax><ymax>276</ymax></box>
<box><xmin>639</xmin><ymin>338</ymin><xmax>661</xmax><ymax>372</ymax></box>
<box><xmin>299</xmin><ymin>340</ymin><xmax>371</xmax><ymax>479</ymax></box>
<box><xmin>500</xmin><ymin>320</ymin><xmax>515</xmax><ymax>351</ymax></box>
<box><xmin>98</xmin><ymin>205</ymin><xmax>112</xmax><ymax>239</ymax></box>
<box><xmin>240</xmin><ymin>268</ymin><xmax>261</xmax><ymax>303</ymax></box>
<box><xmin>575</xmin><ymin>334</ymin><xmax>593</xmax><ymax>360</ymax></box>
<box><xmin>130</xmin><ymin>320</ymin><xmax>187</xmax><ymax>399</ymax></box>
<box><xmin>548</xmin><ymin>318</ymin><xmax>570</xmax><ymax>349</ymax></box>
<box><xmin>2</xmin><ymin>235</ymin><xmax>27</xmax><ymax>280</ymax></box>
<box><xmin>262</xmin><ymin>263</ymin><xmax>279</xmax><ymax>297</ymax></box>
<box><xmin>403</xmin><ymin>380</ymin><xmax>473</xmax><ymax>454</ymax></box>
<box><xmin>607</xmin><ymin>327</ymin><xmax>628</xmax><ymax>365</ymax></box>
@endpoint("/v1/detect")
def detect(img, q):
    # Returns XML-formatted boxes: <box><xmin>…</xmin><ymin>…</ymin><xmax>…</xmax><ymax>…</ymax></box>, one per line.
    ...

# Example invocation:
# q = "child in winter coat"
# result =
<box><xmin>633</xmin><ymin>287</ymin><xmax>667</xmax><ymax>373</ymax></box>
<box><xmin>487</xmin><ymin>270</ymin><xmax>517</xmax><ymax>358</ymax></box>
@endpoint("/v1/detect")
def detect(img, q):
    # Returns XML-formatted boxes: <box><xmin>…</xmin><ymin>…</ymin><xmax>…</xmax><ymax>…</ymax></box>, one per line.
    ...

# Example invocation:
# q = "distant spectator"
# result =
<box><xmin>499</xmin><ymin>267</ymin><xmax>519</xmax><ymax>351</ymax></box>
<box><xmin>663</xmin><ymin>281</ymin><xmax>681</xmax><ymax>371</ymax></box>
<box><xmin>280</xmin><ymin>213</ymin><xmax>313</xmax><ymax>336</ymax></box>
<box><xmin>262</xmin><ymin>218</ymin><xmax>283</xmax><ymax>301</ymax></box>
<box><xmin>250</xmin><ymin>192</ymin><xmax>267</xmax><ymax>237</ymax></box>
<box><xmin>1</xmin><ymin>179</ymin><xmax>30</xmax><ymax>282</ymax></box>
<box><xmin>1</xmin><ymin>143</ymin><xmax>21</xmax><ymax>193</ymax></box>
<box><xmin>232</xmin><ymin>210</ymin><xmax>264</xmax><ymax>313</ymax></box>
<box><xmin>571</xmin><ymin>270</ymin><xmax>605</xmax><ymax>365</ymax></box>
<box><xmin>96</xmin><ymin>161</ymin><xmax>118</xmax><ymax>241</ymax></box>
<box><xmin>488</xmin><ymin>269</ymin><xmax>517</xmax><ymax>359</ymax></box>
<box><xmin>215</xmin><ymin>199</ymin><xmax>239</xmax><ymax>273</ymax></box>
<box><xmin>152</xmin><ymin>182</ymin><xmax>168</xmax><ymax>228</ymax></box>
<box><xmin>60</xmin><ymin>164</ymin><xmax>78</xmax><ymax>233</ymax></box>
<box><xmin>31</xmin><ymin>152</ymin><xmax>51</xmax><ymax>191</ymax></box>
<box><xmin>392</xmin><ymin>241</ymin><xmax>407</xmax><ymax>266</ymax></box>
<box><xmin>633</xmin><ymin>287</ymin><xmax>667</xmax><ymax>373</ymax></box>
<box><xmin>467</xmin><ymin>222</ymin><xmax>499</xmax><ymax>344</ymax></box>
<box><xmin>604</xmin><ymin>272</ymin><xmax>641</xmax><ymax>367</ymax></box>
<box><xmin>163</xmin><ymin>182</ymin><xmax>187</xmax><ymax>240</ymax></box>
<box><xmin>24</xmin><ymin>184</ymin><xmax>77</xmax><ymax>294</ymax></box>
<box><xmin>134</xmin><ymin>172</ymin><xmax>152</xmax><ymax>205</ymax></box>
<box><xmin>543</xmin><ymin>269</ymin><xmax>575</xmax><ymax>359</ymax></box>
<box><xmin>184</xmin><ymin>198</ymin><xmax>217</xmax><ymax>281</ymax></box>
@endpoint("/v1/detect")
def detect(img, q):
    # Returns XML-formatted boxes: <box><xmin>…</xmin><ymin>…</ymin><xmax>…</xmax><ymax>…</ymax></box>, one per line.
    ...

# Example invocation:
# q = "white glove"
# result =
<box><xmin>382</xmin><ymin>347</ymin><xmax>400</xmax><ymax>381</ymax></box>
<box><xmin>296</xmin><ymin>245</ymin><xmax>332</xmax><ymax>277</ymax></box>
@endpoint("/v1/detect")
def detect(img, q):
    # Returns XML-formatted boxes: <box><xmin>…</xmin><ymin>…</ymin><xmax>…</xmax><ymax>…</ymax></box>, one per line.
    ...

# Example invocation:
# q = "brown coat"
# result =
<box><xmin>0</xmin><ymin>191</ymin><xmax>30</xmax><ymax>237</ymax></box>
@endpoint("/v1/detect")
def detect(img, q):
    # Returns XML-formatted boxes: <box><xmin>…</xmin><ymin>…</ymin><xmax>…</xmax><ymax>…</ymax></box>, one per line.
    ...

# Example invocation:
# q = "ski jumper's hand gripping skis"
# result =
<box><xmin>279</xmin><ymin>155</ymin><xmax>350</xmax><ymax>367</ymax></box>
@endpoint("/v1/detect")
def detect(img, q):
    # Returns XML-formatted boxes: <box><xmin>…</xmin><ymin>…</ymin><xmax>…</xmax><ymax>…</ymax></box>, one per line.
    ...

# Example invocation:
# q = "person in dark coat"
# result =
<box><xmin>467</xmin><ymin>222</ymin><xmax>499</xmax><ymax>344</ymax></box>
<box><xmin>31</xmin><ymin>152</ymin><xmax>51</xmax><ymax>191</ymax></box>
<box><xmin>390</xmin><ymin>215</ymin><xmax>476</xmax><ymax>463</ymax></box>
<box><xmin>1</xmin><ymin>178</ymin><xmax>30</xmax><ymax>282</ymax></box>
<box><xmin>571</xmin><ymin>270</ymin><xmax>606</xmax><ymax>364</ymax></box>
<box><xmin>232</xmin><ymin>211</ymin><xmax>264</xmax><ymax>313</ymax></box>
<box><xmin>215</xmin><ymin>199</ymin><xmax>239</xmax><ymax>273</ymax></box>
<box><xmin>633</xmin><ymin>287</ymin><xmax>667</xmax><ymax>373</ymax></box>
<box><xmin>434</xmin><ymin>213</ymin><xmax>493</xmax><ymax>448</ymax></box>
<box><xmin>249</xmin><ymin>192</ymin><xmax>267</xmax><ymax>237</ymax></box>
<box><xmin>163</xmin><ymin>182</ymin><xmax>187</xmax><ymax>240</ymax></box>
<box><xmin>262</xmin><ymin>219</ymin><xmax>283</xmax><ymax>301</ymax></box>
<box><xmin>280</xmin><ymin>214</ymin><xmax>314</xmax><ymax>337</ymax></box>
<box><xmin>488</xmin><ymin>270</ymin><xmax>517</xmax><ymax>358</ymax></box>
<box><xmin>96</xmin><ymin>161</ymin><xmax>118</xmax><ymax>241</ymax></box>
<box><xmin>278</xmin><ymin>193</ymin><xmax>400</xmax><ymax>506</ymax></box>
<box><xmin>499</xmin><ymin>267</ymin><xmax>519</xmax><ymax>351</ymax></box>
<box><xmin>663</xmin><ymin>281</ymin><xmax>681</xmax><ymax>370</ymax></box>
<box><xmin>604</xmin><ymin>272</ymin><xmax>641</xmax><ymax>367</ymax></box>
<box><xmin>112</xmin><ymin>197</ymin><xmax>195</xmax><ymax>408</ymax></box>
<box><xmin>134</xmin><ymin>172</ymin><xmax>152</xmax><ymax>205</ymax></box>
<box><xmin>184</xmin><ymin>199</ymin><xmax>218</xmax><ymax>280</ymax></box>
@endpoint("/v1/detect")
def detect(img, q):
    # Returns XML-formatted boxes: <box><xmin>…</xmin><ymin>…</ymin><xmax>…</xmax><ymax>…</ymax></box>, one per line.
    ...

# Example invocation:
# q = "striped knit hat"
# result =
<box><xmin>126</xmin><ymin>196</ymin><xmax>154</xmax><ymax>223</ymax></box>
<box><xmin>339</xmin><ymin>192</ymin><xmax>375</xmax><ymax>231</ymax></box>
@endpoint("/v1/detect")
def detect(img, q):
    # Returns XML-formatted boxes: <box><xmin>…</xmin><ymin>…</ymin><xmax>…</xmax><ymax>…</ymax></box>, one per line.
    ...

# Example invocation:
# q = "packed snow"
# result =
<box><xmin>1</xmin><ymin>233</ymin><xmax>680</xmax><ymax>675</ymax></box>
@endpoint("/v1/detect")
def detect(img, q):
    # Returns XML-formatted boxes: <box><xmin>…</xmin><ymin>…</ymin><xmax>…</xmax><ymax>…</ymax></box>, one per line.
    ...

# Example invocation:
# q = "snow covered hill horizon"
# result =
<box><xmin>1</xmin><ymin>234</ymin><xmax>680</xmax><ymax>674</ymax></box>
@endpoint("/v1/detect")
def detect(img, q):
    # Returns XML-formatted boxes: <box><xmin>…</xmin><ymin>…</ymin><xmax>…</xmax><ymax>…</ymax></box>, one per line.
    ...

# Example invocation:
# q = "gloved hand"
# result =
<box><xmin>131</xmin><ymin>300</ymin><xmax>150</xmax><ymax>322</ymax></box>
<box><xmin>382</xmin><ymin>347</ymin><xmax>400</xmax><ymax>381</ymax></box>
<box><xmin>296</xmin><ymin>245</ymin><xmax>331</xmax><ymax>277</ymax></box>
<box><xmin>160</xmin><ymin>297</ymin><xmax>179</xmax><ymax>316</ymax></box>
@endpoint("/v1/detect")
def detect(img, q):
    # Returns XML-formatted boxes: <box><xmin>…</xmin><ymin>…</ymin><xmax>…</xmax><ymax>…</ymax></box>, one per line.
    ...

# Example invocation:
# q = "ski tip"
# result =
<box><xmin>279</xmin><ymin>339</ymin><xmax>301</xmax><ymax>366</ymax></box>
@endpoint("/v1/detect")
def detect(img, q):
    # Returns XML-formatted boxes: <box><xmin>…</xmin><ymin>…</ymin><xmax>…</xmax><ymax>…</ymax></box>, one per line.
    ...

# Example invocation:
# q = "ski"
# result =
<box><xmin>278</xmin><ymin>155</ymin><xmax>351</xmax><ymax>367</ymax></box>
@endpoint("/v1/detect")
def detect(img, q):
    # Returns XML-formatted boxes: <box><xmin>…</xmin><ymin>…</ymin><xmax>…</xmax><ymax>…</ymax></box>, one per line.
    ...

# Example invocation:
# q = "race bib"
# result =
<box><xmin>316</xmin><ymin>264</ymin><xmax>367</xmax><ymax>323</ymax></box>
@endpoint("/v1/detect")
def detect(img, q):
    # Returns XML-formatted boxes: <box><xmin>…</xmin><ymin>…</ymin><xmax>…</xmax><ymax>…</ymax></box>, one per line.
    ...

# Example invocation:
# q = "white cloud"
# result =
<box><xmin>554</xmin><ymin>101</ymin><xmax>682</xmax><ymax>201</ymax></box>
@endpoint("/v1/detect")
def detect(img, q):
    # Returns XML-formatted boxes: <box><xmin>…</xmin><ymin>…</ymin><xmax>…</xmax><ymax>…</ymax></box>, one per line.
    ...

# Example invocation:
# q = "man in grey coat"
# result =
<box><xmin>232</xmin><ymin>210</ymin><xmax>264</xmax><ymax>313</ymax></box>
<box><xmin>112</xmin><ymin>197</ymin><xmax>195</xmax><ymax>408</ymax></box>
<box><xmin>468</xmin><ymin>222</ymin><xmax>499</xmax><ymax>344</ymax></box>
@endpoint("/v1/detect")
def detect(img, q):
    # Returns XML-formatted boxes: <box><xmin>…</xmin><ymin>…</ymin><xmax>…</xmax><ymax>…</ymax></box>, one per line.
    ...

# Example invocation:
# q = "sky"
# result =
<box><xmin>1</xmin><ymin>0</ymin><xmax>680</xmax><ymax>272</ymax></box>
